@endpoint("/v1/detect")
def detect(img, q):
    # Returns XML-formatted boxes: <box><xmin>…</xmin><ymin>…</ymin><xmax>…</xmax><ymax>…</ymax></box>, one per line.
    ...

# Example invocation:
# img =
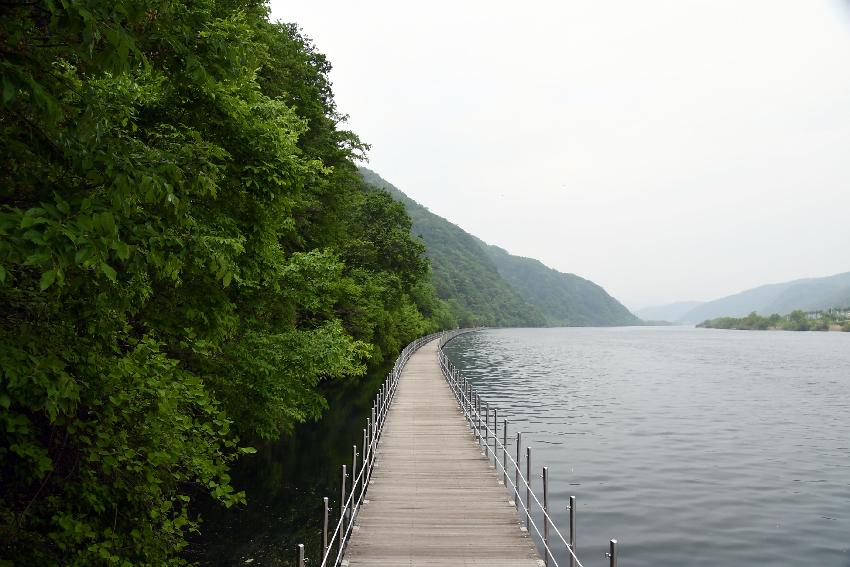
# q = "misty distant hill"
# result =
<box><xmin>679</xmin><ymin>272</ymin><xmax>850</xmax><ymax>323</ymax></box>
<box><xmin>360</xmin><ymin>167</ymin><xmax>639</xmax><ymax>327</ymax></box>
<box><xmin>360</xmin><ymin>168</ymin><xmax>544</xmax><ymax>326</ymax></box>
<box><xmin>635</xmin><ymin>301</ymin><xmax>704</xmax><ymax>323</ymax></box>
<box><xmin>478</xmin><ymin>241</ymin><xmax>640</xmax><ymax>326</ymax></box>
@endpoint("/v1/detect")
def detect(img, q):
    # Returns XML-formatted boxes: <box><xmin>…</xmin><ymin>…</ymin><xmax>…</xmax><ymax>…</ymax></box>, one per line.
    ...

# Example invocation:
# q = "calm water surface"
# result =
<box><xmin>186</xmin><ymin>363</ymin><xmax>390</xmax><ymax>566</ymax></box>
<box><xmin>444</xmin><ymin>327</ymin><xmax>850</xmax><ymax>567</ymax></box>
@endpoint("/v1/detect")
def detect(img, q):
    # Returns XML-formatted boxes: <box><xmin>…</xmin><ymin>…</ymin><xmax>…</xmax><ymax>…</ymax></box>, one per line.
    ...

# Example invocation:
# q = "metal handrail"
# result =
<box><xmin>313</xmin><ymin>330</ymin><xmax>445</xmax><ymax>567</ymax></box>
<box><xmin>300</xmin><ymin>328</ymin><xmax>618</xmax><ymax>567</ymax></box>
<box><xmin>438</xmin><ymin>331</ymin><xmax>617</xmax><ymax>567</ymax></box>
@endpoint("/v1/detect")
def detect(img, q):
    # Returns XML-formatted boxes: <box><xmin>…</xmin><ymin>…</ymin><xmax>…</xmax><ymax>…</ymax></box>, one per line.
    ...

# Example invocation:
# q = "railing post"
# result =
<box><xmin>569</xmin><ymin>495</ymin><xmax>576</xmax><ymax>567</ymax></box>
<box><xmin>351</xmin><ymin>445</ymin><xmax>358</xmax><ymax>521</ymax></box>
<box><xmin>515</xmin><ymin>432</ymin><xmax>521</xmax><ymax>509</ymax></box>
<box><xmin>340</xmin><ymin>464</ymin><xmax>347</xmax><ymax>520</ymax></box>
<box><xmin>607</xmin><ymin>539</ymin><xmax>618</xmax><ymax>567</ymax></box>
<box><xmin>297</xmin><ymin>543</ymin><xmax>305</xmax><ymax>567</ymax></box>
<box><xmin>493</xmin><ymin>408</ymin><xmax>498</xmax><ymax>467</ymax></box>
<box><xmin>525</xmin><ymin>446</ymin><xmax>532</xmax><ymax>531</ymax></box>
<box><xmin>369</xmin><ymin>404</ymin><xmax>380</xmax><ymax>462</ymax></box>
<box><xmin>543</xmin><ymin>466</ymin><xmax>549</xmax><ymax>566</ymax></box>
<box><xmin>484</xmin><ymin>401</ymin><xmax>489</xmax><ymax>454</ymax></box>
<box><xmin>322</xmin><ymin>496</ymin><xmax>329</xmax><ymax>560</ymax></box>
<box><xmin>365</xmin><ymin>418</ymin><xmax>371</xmax><ymax>486</ymax></box>
<box><xmin>362</xmin><ymin>429</ymin><xmax>368</xmax><ymax>498</ymax></box>
<box><xmin>477</xmin><ymin>394</ymin><xmax>482</xmax><ymax>445</ymax></box>
<box><xmin>474</xmin><ymin>392</ymin><xmax>480</xmax><ymax>442</ymax></box>
<box><xmin>502</xmin><ymin>419</ymin><xmax>508</xmax><ymax>485</ymax></box>
<box><xmin>467</xmin><ymin>382</ymin><xmax>472</xmax><ymax>425</ymax></box>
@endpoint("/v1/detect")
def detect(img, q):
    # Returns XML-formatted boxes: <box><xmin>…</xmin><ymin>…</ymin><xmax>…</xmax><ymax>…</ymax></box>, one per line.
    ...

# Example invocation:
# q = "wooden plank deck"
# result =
<box><xmin>343</xmin><ymin>339</ymin><xmax>542</xmax><ymax>566</ymax></box>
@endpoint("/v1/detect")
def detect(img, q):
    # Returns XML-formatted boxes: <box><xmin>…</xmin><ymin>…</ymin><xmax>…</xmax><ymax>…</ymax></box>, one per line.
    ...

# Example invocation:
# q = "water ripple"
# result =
<box><xmin>445</xmin><ymin>327</ymin><xmax>850</xmax><ymax>567</ymax></box>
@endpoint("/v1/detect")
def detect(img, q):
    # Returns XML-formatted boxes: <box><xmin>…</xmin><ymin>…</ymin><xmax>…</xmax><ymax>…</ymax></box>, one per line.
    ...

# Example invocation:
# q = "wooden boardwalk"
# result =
<box><xmin>343</xmin><ymin>339</ymin><xmax>542</xmax><ymax>566</ymax></box>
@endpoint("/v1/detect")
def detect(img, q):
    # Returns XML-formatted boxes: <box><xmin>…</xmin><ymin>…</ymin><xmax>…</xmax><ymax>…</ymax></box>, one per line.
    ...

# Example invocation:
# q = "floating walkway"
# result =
<box><xmin>343</xmin><ymin>338</ymin><xmax>542</xmax><ymax>566</ymax></box>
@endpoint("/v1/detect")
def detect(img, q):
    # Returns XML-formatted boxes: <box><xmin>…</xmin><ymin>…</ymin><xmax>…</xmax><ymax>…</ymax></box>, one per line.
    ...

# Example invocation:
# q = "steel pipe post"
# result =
<box><xmin>340</xmin><ymin>464</ymin><xmax>347</xmax><ymax>520</ymax></box>
<box><xmin>477</xmin><ymin>393</ymin><xmax>480</xmax><ymax>442</ymax></box>
<box><xmin>608</xmin><ymin>539</ymin><xmax>618</xmax><ymax>567</ymax></box>
<box><xmin>467</xmin><ymin>383</ymin><xmax>472</xmax><ymax>424</ymax></box>
<box><xmin>475</xmin><ymin>393</ymin><xmax>480</xmax><ymax>442</ymax></box>
<box><xmin>502</xmin><ymin>419</ymin><xmax>508</xmax><ymax>484</ymax></box>
<box><xmin>569</xmin><ymin>495</ymin><xmax>577</xmax><ymax>567</ymax></box>
<box><xmin>365</xmin><ymin>418</ymin><xmax>371</xmax><ymax>486</ymax></box>
<box><xmin>526</xmin><ymin>446</ymin><xmax>532</xmax><ymax>531</ymax></box>
<box><xmin>351</xmin><ymin>445</ymin><xmax>358</xmax><ymax>521</ymax></box>
<box><xmin>484</xmin><ymin>402</ymin><xmax>489</xmax><ymax>454</ymax></box>
<box><xmin>515</xmin><ymin>432</ymin><xmax>521</xmax><ymax>509</ymax></box>
<box><xmin>297</xmin><ymin>544</ymin><xmax>305</xmax><ymax>567</ymax></box>
<box><xmin>322</xmin><ymin>497</ymin><xmax>329</xmax><ymax>560</ymax></box>
<box><xmin>362</xmin><ymin>429</ymin><xmax>368</xmax><ymax>495</ymax></box>
<box><xmin>543</xmin><ymin>466</ymin><xmax>549</xmax><ymax>566</ymax></box>
<box><xmin>492</xmin><ymin>408</ymin><xmax>498</xmax><ymax>467</ymax></box>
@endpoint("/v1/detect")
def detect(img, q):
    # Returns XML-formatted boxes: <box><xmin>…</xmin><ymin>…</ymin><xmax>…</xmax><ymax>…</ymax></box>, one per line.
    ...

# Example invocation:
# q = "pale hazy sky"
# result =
<box><xmin>269</xmin><ymin>1</ymin><xmax>850</xmax><ymax>309</ymax></box>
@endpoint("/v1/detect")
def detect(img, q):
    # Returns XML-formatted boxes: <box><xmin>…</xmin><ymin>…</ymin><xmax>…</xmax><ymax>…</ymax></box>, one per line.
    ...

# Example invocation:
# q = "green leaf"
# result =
<box><xmin>99</xmin><ymin>212</ymin><xmax>115</xmax><ymax>233</ymax></box>
<box><xmin>75</xmin><ymin>246</ymin><xmax>94</xmax><ymax>265</ymax></box>
<box><xmin>40</xmin><ymin>269</ymin><xmax>56</xmax><ymax>290</ymax></box>
<box><xmin>115</xmin><ymin>241</ymin><xmax>130</xmax><ymax>260</ymax></box>
<box><xmin>2</xmin><ymin>77</ymin><xmax>15</xmax><ymax>105</ymax></box>
<box><xmin>100</xmin><ymin>262</ymin><xmax>117</xmax><ymax>282</ymax></box>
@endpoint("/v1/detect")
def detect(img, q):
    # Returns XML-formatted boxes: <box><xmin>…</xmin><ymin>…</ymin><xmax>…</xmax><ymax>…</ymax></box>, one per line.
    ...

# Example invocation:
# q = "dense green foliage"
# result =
<box><xmin>0</xmin><ymin>3</ymin><xmax>449</xmax><ymax>564</ymax></box>
<box><xmin>360</xmin><ymin>168</ymin><xmax>639</xmax><ymax>327</ymax></box>
<box><xmin>478</xmin><ymin>242</ymin><xmax>641</xmax><ymax>326</ymax></box>
<box><xmin>698</xmin><ymin>310</ymin><xmax>850</xmax><ymax>332</ymax></box>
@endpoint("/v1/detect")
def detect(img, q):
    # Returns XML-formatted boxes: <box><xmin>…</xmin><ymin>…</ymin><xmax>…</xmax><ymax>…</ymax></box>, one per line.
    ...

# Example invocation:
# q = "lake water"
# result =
<box><xmin>443</xmin><ymin>326</ymin><xmax>850</xmax><ymax>567</ymax></box>
<box><xmin>185</xmin><ymin>362</ymin><xmax>390</xmax><ymax>566</ymax></box>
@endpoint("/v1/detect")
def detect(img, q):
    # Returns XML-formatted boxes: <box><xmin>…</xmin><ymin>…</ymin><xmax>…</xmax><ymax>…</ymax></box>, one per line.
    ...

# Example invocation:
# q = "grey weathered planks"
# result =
<box><xmin>343</xmin><ymin>340</ymin><xmax>542</xmax><ymax>566</ymax></box>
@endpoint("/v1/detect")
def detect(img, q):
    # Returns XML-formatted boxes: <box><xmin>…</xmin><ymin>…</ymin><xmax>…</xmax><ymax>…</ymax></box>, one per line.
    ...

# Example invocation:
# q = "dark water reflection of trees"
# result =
<box><xmin>185</xmin><ymin>361</ymin><xmax>392</xmax><ymax>566</ymax></box>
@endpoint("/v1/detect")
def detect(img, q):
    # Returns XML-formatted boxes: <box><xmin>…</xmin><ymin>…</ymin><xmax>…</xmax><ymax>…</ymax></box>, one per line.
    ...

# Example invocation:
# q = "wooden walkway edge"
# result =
<box><xmin>342</xmin><ymin>339</ymin><xmax>542</xmax><ymax>566</ymax></box>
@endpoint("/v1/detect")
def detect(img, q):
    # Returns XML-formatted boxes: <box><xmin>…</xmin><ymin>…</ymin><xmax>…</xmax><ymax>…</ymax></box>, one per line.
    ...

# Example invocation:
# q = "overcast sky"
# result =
<box><xmin>269</xmin><ymin>0</ymin><xmax>850</xmax><ymax>309</ymax></box>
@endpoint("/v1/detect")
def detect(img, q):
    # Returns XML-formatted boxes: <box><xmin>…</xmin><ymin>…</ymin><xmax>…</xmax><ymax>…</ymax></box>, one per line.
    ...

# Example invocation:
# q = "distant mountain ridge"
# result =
<box><xmin>635</xmin><ymin>301</ymin><xmax>703</xmax><ymax>323</ymax></box>
<box><xmin>360</xmin><ymin>168</ymin><xmax>639</xmax><ymax>327</ymax></box>
<box><xmin>478</xmin><ymin>241</ymin><xmax>640</xmax><ymax>326</ymax></box>
<box><xmin>679</xmin><ymin>272</ymin><xmax>850</xmax><ymax>323</ymax></box>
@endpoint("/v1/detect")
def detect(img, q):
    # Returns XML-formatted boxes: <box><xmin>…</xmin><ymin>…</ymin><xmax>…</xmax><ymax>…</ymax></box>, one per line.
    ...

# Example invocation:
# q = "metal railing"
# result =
<box><xmin>294</xmin><ymin>328</ymin><xmax>619</xmax><ymax>567</ymax></box>
<box><xmin>437</xmin><ymin>330</ymin><xmax>620</xmax><ymax>567</ymax></box>
<box><xmin>295</xmin><ymin>330</ymin><xmax>445</xmax><ymax>567</ymax></box>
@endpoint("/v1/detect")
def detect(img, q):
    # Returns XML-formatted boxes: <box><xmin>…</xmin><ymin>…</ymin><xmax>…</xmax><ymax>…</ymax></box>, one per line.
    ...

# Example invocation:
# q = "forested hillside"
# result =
<box><xmin>0</xmin><ymin>4</ymin><xmax>453</xmax><ymax>564</ymax></box>
<box><xmin>480</xmin><ymin>243</ymin><xmax>641</xmax><ymax>326</ymax></box>
<box><xmin>360</xmin><ymin>169</ymin><xmax>639</xmax><ymax>327</ymax></box>
<box><xmin>360</xmin><ymin>170</ymin><xmax>545</xmax><ymax>326</ymax></box>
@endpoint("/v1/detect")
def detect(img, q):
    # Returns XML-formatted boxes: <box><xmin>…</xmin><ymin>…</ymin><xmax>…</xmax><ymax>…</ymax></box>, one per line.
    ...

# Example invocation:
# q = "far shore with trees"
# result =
<box><xmin>698</xmin><ymin>309</ymin><xmax>850</xmax><ymax>332</ymax></box>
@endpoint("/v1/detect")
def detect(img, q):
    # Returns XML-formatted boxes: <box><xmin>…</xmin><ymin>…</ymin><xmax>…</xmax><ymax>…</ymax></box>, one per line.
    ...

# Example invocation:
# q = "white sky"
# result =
<box><xmin>269</xmin><ymin>0</ymin><xmax>850</xmax><ymax>309</ymax></box>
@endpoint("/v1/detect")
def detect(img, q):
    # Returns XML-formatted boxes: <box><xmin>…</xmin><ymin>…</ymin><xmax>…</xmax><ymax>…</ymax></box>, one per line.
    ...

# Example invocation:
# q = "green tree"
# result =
<box><xmin>0</xmin><ymin>2</ymin><xmax>447</xmax><ymax>564</ymax></box>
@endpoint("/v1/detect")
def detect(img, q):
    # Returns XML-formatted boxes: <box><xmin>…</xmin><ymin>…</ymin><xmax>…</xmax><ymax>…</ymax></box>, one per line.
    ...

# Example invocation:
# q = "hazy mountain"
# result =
<box><xmin>478</xmin><ymin>242</ymin><xmax>640</xmax><ymax>326</ymax></box>
<box><xmin>360</xmin><ymin>168</ymin><xmax>544</xmax><ymax>327</ymax></box>
<box><xmin>635</xmin><ymin>301</ymin><xmax>704</xmax><ymax>323</ymax></box>
<box><xmin>360</xmin><ymin>167</ymin><xmax>639</xmax><ymax>327</ymax></box>
<box><xmin>680</xmin><ymin>272</ymin><xmax>850</xmax><ymax>323</ymax></box>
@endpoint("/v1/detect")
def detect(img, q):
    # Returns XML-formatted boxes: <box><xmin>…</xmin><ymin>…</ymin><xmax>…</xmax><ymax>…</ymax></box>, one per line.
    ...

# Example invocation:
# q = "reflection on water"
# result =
<box><xmin>185</xmin><ymin>363</ymin><xmax>390</xmax><ymax>566</ymax></box>
<box><xmin>445</xmin><ymin>326</ymin><xmax>850</xmax><ymax>567</ymax></box>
